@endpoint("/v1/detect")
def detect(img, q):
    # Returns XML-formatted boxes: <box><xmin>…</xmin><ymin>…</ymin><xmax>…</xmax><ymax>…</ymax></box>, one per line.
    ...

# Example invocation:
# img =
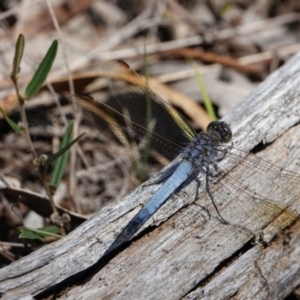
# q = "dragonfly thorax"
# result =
<box><xmin>182</xmin><ymin>121</ymin><xmax>232</xmax><ymax>168</ymax></box>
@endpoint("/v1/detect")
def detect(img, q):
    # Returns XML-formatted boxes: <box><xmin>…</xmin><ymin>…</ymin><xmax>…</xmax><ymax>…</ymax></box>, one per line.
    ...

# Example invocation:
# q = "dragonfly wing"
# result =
<box><xmin>206</xmin><ymin>147</ymin><xmax>299</xmax><ymax>235</ymax></box>
<box><xmin>100</xmin><ymin>59</ymin><xmax>195</xmax><ymax>160</ymax></box>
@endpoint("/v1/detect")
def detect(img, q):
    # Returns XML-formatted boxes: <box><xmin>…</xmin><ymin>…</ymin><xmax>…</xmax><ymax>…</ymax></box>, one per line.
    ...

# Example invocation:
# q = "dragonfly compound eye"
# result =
<box><xmin>207</xmin><ymin>121</ymin><xmax>232</xmax><ymax>143</ymax></box>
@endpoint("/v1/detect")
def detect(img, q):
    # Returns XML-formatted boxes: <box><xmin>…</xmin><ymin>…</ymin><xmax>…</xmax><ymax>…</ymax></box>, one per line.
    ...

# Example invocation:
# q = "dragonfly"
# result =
<box><xmin>73</xmin><ymin>60</ymin><xmax>300</xmax><ymax>256</ymax></box>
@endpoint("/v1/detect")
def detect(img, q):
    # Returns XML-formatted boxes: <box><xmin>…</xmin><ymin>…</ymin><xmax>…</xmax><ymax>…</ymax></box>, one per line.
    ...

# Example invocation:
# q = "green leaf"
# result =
<box><xmin>49</xmin><ymin>122</ymin><xmax>85</xmax><ymax>187</ymax></box>
<box><xmin>18</xmin><ymin>225</ymin><xmax>61</xmax><ymax>240</ymax></box>
<box><xmin>11</xmin><ymin>34</ymin><xmax>25</xmax><ymax>80</ymax></box>
<box><xmin>193</xmin><ymin>61</ymin><xmax>217</xmax><ymax>121</ymax></box>
<box><xmin>0</xmin><ymin>105</ymin><xmax>22</xmax><ymax>134</ymax></box>
<box><xmin>46</xmin><ymin>128</ymin><xmax>85</xmax><ymax>166</ymax></box>
<box><xmin>47</xmin><ymin>133</ymin><xmax>85</xmax><ymax>167</ymax></box>
<box><xmin>25</xmin><ymin>40</ymin><xmax>58</xmax><ymax>98</ymax></box>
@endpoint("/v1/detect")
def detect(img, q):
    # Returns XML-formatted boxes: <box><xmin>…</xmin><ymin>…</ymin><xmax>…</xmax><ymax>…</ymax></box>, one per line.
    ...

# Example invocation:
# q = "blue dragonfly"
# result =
<box><xmin>73</xmin><ymin>60</ymin><xmax>299</xmax><ymax>256</ymax></box>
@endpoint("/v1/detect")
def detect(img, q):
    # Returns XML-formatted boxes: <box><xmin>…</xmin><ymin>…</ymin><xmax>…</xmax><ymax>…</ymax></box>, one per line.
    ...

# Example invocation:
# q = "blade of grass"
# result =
<box><xmin>46</xmin><ymin>132</ymin><xmax>85</xmax><ymax>166</ymax></box>
<box><xmin>0</xmin><ymin>105</ymin><xmax>22</xmax><ymax>134</ymax></box>
<box><xmin>192</xmin><ymin>61</ymin><xmax>217</xmax><ymax>121</ymax></box>
<box><xmin>49</xmin><ymin>122</ymin><xmax>84</xmax><ymax>187</ymax></box>
<box><xmin>18</xmin><ymin>225</ymin><xmax>62</xmax><ymax>239</ymax></box>
<box><xmin>25</xmin><ymin>40</ymin><xmax>58</xmax><ymax>98</ymax></box>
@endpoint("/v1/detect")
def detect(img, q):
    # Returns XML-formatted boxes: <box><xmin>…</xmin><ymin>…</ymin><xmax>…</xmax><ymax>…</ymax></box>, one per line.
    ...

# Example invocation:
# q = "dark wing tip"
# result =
<box><xmin>115</xmin><ymin>59</ymin><xmax>130</xmax><ymax>69</ymax></box>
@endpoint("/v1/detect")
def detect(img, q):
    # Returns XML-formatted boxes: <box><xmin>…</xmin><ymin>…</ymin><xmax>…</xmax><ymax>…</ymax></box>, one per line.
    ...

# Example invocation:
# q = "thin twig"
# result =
<box><xmin>44</xmin><ymin>0</ymin><xmax>74</xmax><ymax>95</ymax></box>
<box><xmin>238</xmin><ymin>43</ymin><xmax>300</xmax><ymax>65</ymax></box>
<box><xmin>167</xmin><ymin>0</ymin><xmax>207</xmax><ymax>33</ymax></box>
<box><xmin>0</xmin><ymin>0</ymin><xmax>38</xmax><ymax>22</ymax></box>
<box><xmin>19</xmin><ymin>102</ymin><xmax>37</xmax><ymax>158</ymax></box>
<box><xmin>10</xmin><ymin>75</ymin><xmax>37</xmax><ymax>158</ymax></box>
<box><xmin>217</xmin><ymin>12</ymin><xmax>300</xmax><ymax>40</ymax></box>
<box><xmin>84</xmin><ymin>36</ymin><xmax>204</xmax><ymax>62</ymax></box>
<box><xmin>46</xmin><ymin>82</ymin><xmax>68</xmax><ymax>126</ymax></box>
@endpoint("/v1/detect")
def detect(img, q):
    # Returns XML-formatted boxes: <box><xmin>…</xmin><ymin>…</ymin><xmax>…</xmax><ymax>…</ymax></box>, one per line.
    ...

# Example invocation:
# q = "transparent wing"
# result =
<box><xmin>206</xmin><ymin>146</ymin><xmax>299</xmax><ymax>233</ymax></box>
<box><xmin>99</xmin><ymin>59</ymin><xmax>196</xmax><ymax>159</ymax></box>
<box><xmin>72</xmin><ymin>94</ymin><xmax>184</xmax><ymax>161</ymax></box>
<box><xmin>72</xmin><ymin>60</ymin><xmax>197</xmax><ymax>163</ymax></box>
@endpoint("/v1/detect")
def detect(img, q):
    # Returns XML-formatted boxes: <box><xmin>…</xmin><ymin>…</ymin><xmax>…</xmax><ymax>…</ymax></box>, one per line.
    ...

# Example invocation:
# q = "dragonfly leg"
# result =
<box><xmin>205</xmin><ymin>165</ymin><xmax>228</xmax><ymax>225</ymax></box>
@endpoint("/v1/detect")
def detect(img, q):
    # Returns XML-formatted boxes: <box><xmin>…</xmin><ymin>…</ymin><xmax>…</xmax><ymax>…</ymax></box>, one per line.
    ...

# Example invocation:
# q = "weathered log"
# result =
<box><xmin>1</xmin><ymin>52</ymin><xmax>300</xmax><ymax>300</ymax></box>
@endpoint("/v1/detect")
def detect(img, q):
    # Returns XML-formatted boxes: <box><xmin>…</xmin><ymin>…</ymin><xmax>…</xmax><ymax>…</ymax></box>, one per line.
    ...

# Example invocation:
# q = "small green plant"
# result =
<box><xmin>0</xmin><ymin>34</ymin><xmax>84</xmax><ymax>241</ymax></box>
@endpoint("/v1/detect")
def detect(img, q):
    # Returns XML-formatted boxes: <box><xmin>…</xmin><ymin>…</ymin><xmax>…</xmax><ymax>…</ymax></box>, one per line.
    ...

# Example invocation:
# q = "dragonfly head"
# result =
<box><xmin>207</xmin><ymin>121</ymin><xmax>232</xmax><ymax>143</ymax></box>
